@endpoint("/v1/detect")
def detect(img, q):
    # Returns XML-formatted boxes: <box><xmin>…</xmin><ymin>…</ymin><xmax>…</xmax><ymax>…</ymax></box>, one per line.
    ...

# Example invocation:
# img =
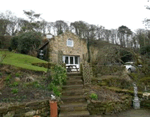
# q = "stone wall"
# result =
<box><xmin>0</xmin><ymin>99</ymin><xmax>50</xmax><ymax>117</ymax></box>
<box><xmin>49</xmin><ymin>32</ymin><xmax>87</xmax><ymax>64</ymax></box>
<box><xmin>87</xmin><ymin>95</ymin><xmax>132</xmax><ymax>115</ymax></box>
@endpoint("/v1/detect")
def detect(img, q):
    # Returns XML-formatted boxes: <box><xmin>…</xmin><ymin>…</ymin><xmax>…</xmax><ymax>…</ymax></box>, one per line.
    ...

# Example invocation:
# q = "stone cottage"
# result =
<box><xmin>38</xmin><ymin>32</ymin><xmax>88</xmax><ymax>70</ymax></box>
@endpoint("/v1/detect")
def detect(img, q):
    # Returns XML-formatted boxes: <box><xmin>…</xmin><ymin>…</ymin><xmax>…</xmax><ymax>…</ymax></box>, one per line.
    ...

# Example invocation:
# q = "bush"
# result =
<box><xmin>0</xmin><ymin>36</ymin><xmax>11</xmax><ymax>49</ymax></box>
<box><xmin>11</xmin><ymin>88</ymin><xmax>18</xmax><ymax>94</ymax></box>
<box><xmin>5</xmin><ymin>74</ymin><xmax>11</xmax><ymax>81</ymax></box>
<box><xmin>11</xmin><ymin>31</ymin><xmax>42</xmax><ymax>54</ymax></box>
<box><xmin>47</xmin><ymin>64</ymin><xmax>67</xmax><ymax>97</ymax></box>
<box><xmin>90</xmin><ymin>93</ymin><xmax>98</xmax><ymax>100</ymax></box>
<box><xmin>51</xmin><ymin>65</ymin><xmax>67</xmax><ymax>86</ymax></box>
<box><xmin>10</xmin><ymin>36</ymin><xmax>19</xmax><ymax>50</ymax></box>
<box><xmin>140</xmin><ymin>45</ymin><xmax>150</xmax><ymax>57</ymax></box>
<box><xmin>12</xmin><ymin>82</ymin><xmax>19</xmax><ymax>87</ymax></box>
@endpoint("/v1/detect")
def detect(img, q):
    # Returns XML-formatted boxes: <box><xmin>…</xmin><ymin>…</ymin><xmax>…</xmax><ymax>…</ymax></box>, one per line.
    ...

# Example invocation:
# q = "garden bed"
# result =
<box><xmin>0</xmin><ymin>65</ymin><xmax>53</xmax><ymax>107</ymax></box>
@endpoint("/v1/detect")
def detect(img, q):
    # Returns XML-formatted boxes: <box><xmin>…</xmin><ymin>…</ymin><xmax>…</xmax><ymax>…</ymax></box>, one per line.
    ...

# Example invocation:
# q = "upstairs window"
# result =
<box><xmin>67</xmin><ymin>39</ymin><xmax>74</xmax><ymax>47</ymax></box>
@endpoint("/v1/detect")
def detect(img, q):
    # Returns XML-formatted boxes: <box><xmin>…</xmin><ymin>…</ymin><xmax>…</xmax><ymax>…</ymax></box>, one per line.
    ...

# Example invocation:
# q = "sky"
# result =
<box><xmin>1</xmin><ymin>0</ymin><xmax>150</xmax><ymax>32</ymax></box>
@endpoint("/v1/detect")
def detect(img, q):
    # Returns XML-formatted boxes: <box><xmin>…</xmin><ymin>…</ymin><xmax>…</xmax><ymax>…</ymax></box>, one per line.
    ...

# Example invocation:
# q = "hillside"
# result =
<box><xmin>0</xmin><ymin>51</ymin><xmax>48</xmax><ymax>72</ymax></box>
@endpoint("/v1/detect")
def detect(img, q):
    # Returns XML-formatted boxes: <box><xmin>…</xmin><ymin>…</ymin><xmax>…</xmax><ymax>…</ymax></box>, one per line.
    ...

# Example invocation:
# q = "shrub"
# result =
<box><xmin>48</xmin><ymin>82</ymin><xmax>54</xmax><ymax>91</ymax></box>
<box><xmin>12</xmin><ymin>31</ymin><xmax>42</xmax><ymax>54</ymax></box>
<box><xmin>11</xmin><ymin>88</ymin><xmax>18</xmax><ymax>94</ymax></box>
<box><xmin>5</xmin><ymin>74</ymin><xmax>11</xmax><ymax>81</ymax></box>
<box><xmin>12</xmin><ymin>82</ymin><xmax>19</xmax><ymax>87</ymax></box>
<box><xmin>10</xmin><ymin>36</ymin><xmax>19</xmax><ymax>50</ymax></box>
<box><xmin>15</xmin><ymin>72</ymin><xmax>21</xmax><ymax>77</ymax></box>
<box><xmin>90</xmin><ymin>93</ymin><xmax>98</xmax><ymax>100</ymax></box>
<box><xmin>140</xmin><ymin>45</ymin><xmax>150</xmax><ymax>57</ymax></box>
<box><xmin>51</xmin><ymin>65</ymin><xmax>67</xmax><ymax>86</ymax></box>
<box><xmin>52</xmin><ymin>85</ymin><xmax>61</xmax><ymax>97</ymax></box>
<box><xmin>47</xmin><ymin>64</ymin><xmax>67</xmax><ymax>97</ymax></box>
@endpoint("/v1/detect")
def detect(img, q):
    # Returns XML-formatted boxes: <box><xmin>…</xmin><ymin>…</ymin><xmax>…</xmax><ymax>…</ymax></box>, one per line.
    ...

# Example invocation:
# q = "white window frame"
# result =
<box><xmin>67</xmin><ymin>38</ymin><xmax>74</xmax><ymax>47</ymax></box>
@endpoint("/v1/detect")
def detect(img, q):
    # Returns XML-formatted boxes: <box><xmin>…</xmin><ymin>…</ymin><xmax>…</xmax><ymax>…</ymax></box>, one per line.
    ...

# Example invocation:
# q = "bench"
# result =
<box><xmin>66</xmin><ymin>65</ymin><xmax>79</xmax><ymax>72</ymax></box>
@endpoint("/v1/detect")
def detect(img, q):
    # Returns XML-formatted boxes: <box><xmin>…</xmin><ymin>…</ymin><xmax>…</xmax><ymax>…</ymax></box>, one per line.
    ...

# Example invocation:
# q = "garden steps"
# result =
<box><xmin>61</xmin><ymin>95</ymin><xmax>86</xmax><ymax>103</ymax></box>
<box><xmin>68</xmin><ymin>76</ymin><xmax>83</xmax><ymax>80</ymax></box>
<box><xmin>66</xmin><ymin>79</ymin><xmax>83</xmax><ymax>85</ymax></box>
<box><xmin>67</xmin><ymin>73</ymin><xmax>82</xmax><ymax>76</ymax></box>
<box><xmin>59</xmin><ymin>73</ymin><xmax>89</xmax><ymax>117</ymax></box>
<box><xmin>62</xmin><ymin>84</ymin><xmax>83</xmax><ymax>90</ymax></box>
<box><xmin>62</xmin><ymin>89</ymin><xmax>84</xmax><ymax>96</ymax></box>
<box><xmin>60</xmin><ymin>102</ymin><xmax>87</xmax><ymax>112</ymax></box>
<box><xmin>59</xmin><ymin>110</ymin><xmax>89</xmax><ymax>117</ymax></box>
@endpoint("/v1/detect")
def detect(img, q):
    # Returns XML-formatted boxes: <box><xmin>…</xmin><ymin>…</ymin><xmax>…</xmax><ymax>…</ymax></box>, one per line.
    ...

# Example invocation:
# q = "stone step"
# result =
<box><xmin>62</xmin><ymin>84</ymin><xmax>83</xmax><ymax>90</ymax></box>
<box><xmin>61</xmin><ymin>95</ymin><xmax>86</xmax><ymax>103</ymax></box>
<box><xmin>59</xmin><ymin>110</ymin><xmax>89</xmax><ymax>117</ymax></box>
<box><xmin>66</xmin><ymin>79</ymin><xmax>83</xmax><ymax>85</ymax></box>
<box><xmin>60</xmin><ymin>102</ymin><xmax>87</xmax><ymax>112</ymax></box>
<box><xmin>62</xmin><ymin>89</ymin><xmax>84</xmax><ymax>96</ymax></box>
<box><xmin>68</xmin><ymin>76</ymin><xmax>83</xmax><ymax>80</ymax></box>
<box><xmin>67</xmin><ymin>73</ymin><xmax>82</xmax><ymax>76</ymax></box>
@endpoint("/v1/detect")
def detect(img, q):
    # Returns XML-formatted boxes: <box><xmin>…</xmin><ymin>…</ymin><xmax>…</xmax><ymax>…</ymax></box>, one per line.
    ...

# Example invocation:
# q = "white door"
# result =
<box><xmin>63</xmin><ymin>56</ymin><xmax>80</xmax><ymax>71</ymax></box>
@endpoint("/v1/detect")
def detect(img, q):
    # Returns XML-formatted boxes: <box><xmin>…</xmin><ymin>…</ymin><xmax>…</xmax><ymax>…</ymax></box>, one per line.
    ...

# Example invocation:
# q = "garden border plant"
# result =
<box><xmin>47</xmin><ymin>64</ymin><xmax>67</xmax><ymax>97</ymax></box>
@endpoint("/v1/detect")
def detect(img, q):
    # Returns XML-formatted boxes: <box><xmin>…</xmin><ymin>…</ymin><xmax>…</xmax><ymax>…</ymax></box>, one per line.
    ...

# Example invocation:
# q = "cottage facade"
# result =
<box><xmin>48</xmin><ymin>32</ymin><xmax>87</xmax><ymax>70</ymax></box>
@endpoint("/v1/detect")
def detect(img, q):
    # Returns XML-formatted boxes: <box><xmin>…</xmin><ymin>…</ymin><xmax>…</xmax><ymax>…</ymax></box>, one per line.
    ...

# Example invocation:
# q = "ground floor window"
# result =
<box><xmin>63</xmin><ymin>55</ymin><xmax>80</xmax><ymax>69</ymax></box>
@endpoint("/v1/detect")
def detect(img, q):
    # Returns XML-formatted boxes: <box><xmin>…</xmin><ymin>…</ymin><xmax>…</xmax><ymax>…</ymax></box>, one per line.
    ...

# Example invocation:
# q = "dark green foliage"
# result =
<box><xmin>17</xmin><ymin>31</ymin><xmax>42</xmax><ymax>54</ymax></box>
<box><xmin>10</xmin><ymin>36</ymin><xmax>19</xmax><ymax>50</ymax></box>
<box><xmin>11</xmin><ymin>31</ymin><xmax>42</xmax><ymax>54</ymax></box>
<box><xmin>140</xmin><ymin>45</ymin><xmax>150</xmax><ymax>57</ymax></box>
<box><xmin>120</xmin><ymin>49</ymin><xmax>132</xmax><ymax>63</ymax></box>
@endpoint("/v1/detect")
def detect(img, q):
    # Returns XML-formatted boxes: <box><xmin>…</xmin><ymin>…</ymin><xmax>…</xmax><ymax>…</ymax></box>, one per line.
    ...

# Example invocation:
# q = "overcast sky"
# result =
<box><xmin>1</xmin><ymin>0</ymin><xmax>150</xmax><ymax>32</ymax></box>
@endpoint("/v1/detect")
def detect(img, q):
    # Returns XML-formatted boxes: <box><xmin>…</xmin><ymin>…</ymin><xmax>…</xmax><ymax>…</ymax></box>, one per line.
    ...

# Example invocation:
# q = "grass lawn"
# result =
<box><xmin>0</xmin><ymin>51</ymin><xmax>48</xmax><ymax>72</ymax></box>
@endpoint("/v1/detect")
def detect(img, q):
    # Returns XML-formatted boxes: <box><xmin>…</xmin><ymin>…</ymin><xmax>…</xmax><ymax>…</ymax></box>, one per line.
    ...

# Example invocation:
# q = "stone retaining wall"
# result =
<box><xmin>0</xmin><ymin>99</ymin><xmax>50</xmax><ymax>117</ymax></box>
<box><xmin>87</xmin><ymin>95</ymin><xmax>132</xmax><ymax>115</ymax></box>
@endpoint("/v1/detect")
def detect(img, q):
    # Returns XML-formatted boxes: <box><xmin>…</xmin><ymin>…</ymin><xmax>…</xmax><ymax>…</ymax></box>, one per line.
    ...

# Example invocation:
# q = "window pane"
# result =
<box><xmin>75</xmin><ymin>56</ymin><xmax>78</xmax><ymax>64</ymax></box>
<box><xmin>68</xmin><ymin>40</ymin><xmax>73</xmax><ymax>46</ymax></box>
<box><xmin>65</xmin><ymin>57</ymin><xmax>68</xmax><ymax>64</ymax></box>
<box><xmin>70</xmin><ymin>57</ymin><xmax>73</xmax><ymax>64</ymax></box>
